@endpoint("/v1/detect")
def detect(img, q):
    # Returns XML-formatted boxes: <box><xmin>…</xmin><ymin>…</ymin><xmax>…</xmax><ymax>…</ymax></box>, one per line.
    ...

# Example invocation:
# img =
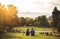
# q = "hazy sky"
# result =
<box><xmin>0</xmin><ymin>0</ymin><xmax>60</xmax><ymax>18</ymax></box>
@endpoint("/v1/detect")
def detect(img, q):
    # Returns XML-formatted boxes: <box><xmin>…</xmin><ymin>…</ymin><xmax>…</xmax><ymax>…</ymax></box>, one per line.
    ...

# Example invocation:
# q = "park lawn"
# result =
<box><xmin>1</xmin><ymin>26</ymin><xmax>59</xmax><ymax>39</ymax></box>
<box><xmin>1</xmin><ymin>33</ymin><xmax>58</xmax><ymax>39</ymax></box>
<box><xmin>13</xmin><ymin>26</ymin><xmax>53</xmax><ymax>31</ymax></box>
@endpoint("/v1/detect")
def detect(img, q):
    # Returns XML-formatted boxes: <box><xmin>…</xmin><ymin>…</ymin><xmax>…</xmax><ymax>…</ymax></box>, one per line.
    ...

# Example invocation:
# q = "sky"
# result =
<box><xmin>0</xmin><ymin>0</ymin><xmax>60</xmax><ymax>18</ymax></box>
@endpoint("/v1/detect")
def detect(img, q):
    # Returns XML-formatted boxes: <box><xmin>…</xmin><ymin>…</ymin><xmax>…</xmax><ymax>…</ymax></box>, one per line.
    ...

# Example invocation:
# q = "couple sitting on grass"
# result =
<box><xmin>26</xmin><ymin>28</ymin><xmax>35</xmax><ymax>36</ymax></box>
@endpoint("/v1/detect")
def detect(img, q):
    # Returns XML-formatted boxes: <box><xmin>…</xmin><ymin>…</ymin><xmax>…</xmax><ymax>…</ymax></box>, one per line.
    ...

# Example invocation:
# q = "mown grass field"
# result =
<box><xmin>1</xmin><ymin>33</ymin><xmax>58</xmax><ymax>39</ymax></box>
<box><xmin>1</xmin><ymin>26</ymin><xmax>60</xmax><ymax>39</ymax></box>
<box><xmin>13</xmin><ymin>26</ymin><xmax>52</xmax><ymax>31</ymax></box>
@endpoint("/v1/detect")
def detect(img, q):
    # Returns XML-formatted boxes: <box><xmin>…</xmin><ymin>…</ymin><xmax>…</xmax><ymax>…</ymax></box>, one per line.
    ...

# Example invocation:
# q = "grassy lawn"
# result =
<box><xmin>13</xmin><ymin>26</ymin><xmax>52</xmax><ymax>31</ymax></box>
<box><xmin>1</xmin><ymin>26</ymin><xmax>60</xmax><ymax>39</ymax></box>
<box><xmin>1</xmin><ymin>33</ymin><xmax>58</xmax><ymax>39</ymax></box>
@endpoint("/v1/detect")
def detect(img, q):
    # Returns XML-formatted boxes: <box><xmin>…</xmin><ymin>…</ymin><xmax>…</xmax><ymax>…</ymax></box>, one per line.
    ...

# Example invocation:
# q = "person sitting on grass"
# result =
<box><xmin>26</xmin><ymin>29</ymin><xmax>30</xmax><ymax>36</ymax></box>
<box><xmin>30</xmin><ymin>28</ymin><xmax>35</xmax><ymax>36</ymax></box>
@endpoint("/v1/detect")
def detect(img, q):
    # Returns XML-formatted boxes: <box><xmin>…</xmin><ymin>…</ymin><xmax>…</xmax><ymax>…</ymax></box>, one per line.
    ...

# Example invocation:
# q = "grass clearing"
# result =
<box><xmin>13</xmin><ymin>26</ymin><xmax>52</xmax><ymax>31</ymax></box>
<box><xmin>1</xmin><ymin>26</ymin><xmax>60</xmax><ymax>39</ymax></box>
<box><xmin>1</xmin><ymin>33</ymin><xmax>58</xmax><ymax>39</ymax></box>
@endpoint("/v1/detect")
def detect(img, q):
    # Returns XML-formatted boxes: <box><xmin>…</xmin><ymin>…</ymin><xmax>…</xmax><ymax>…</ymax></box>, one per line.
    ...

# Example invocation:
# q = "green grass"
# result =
<box><xmin>1</xmin><ymin>26</ymin><xmax>60</xmax><ymax>39</ymax></box>
<box><xmin>1</xmin><ymin>33</ymin><xmax>58</xmax><ymax>39</ymax></box>
<box><xmin>13</xmin><ymin>26</ymin><xmax>52</xmax><ymax>31</ymax></box>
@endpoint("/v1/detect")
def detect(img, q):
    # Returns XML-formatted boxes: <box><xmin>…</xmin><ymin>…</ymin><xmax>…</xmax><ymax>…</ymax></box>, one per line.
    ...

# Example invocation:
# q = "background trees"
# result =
<box><xmin>34</xmin><ymin>16</ymin><xmax>49</xmax><ymax>27</ymax></box>
<box><xmin>18</xmin><ymin>17</ymin><xmax>26</xmax><ymax>26</ymax></box>
<box><xmin>34</xmin><ymin>16</ymin><xmax>41</xmax><ymax>26</ymax></box>
<box><xmin>52</xmin><ymin>7</ymin><xmax>60</xmax><ymax>32</ymax></box>
<box><xmin>26</xmin><ymin>17</ymin><xmax>33</xmax><ymax>26</ymax></box>
<box><xmin>52</xmin><ymin>7</ymin><xmax>59</xmax><ymax>28</ymax></box>
<box><xmin>40</xmin><ymin>15</ymin><xmax>50</xmax><ymax>27</ymax></box>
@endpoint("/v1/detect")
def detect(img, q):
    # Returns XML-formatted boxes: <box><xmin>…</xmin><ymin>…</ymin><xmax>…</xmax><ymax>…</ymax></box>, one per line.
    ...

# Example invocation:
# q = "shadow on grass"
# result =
<box><xmin>1</xmin><ymin>34</ymin><xmax>23</xmax><ymax>39</ymax></box>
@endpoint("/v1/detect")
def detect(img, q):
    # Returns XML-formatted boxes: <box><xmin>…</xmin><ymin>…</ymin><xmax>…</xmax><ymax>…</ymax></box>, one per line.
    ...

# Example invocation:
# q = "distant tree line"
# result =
<box><xmin>18</xmin><ymin>15</ymin><xmax>50</xmax><ymax>27</ymax></box>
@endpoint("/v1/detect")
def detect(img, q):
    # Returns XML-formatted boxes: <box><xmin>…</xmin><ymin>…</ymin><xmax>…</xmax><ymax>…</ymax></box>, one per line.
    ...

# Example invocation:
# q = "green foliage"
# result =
<box><xmin>34</xmin><ymin>17</ymin><xmax>40</xmax><ymax>26</ymax></box>
<box><xmin>40</xmin><ymin>15</ymin><xmax>49</xmax><ymax>27</ymax></box>
<box><xmin>34</xmin><ymin>16</ymin><xmax>49</xmax><ymax>27</ymax></box>
<box><xmin>52</xmin><ymin>7</ymin><xmax>59</xmax><ymax>28</ymax></box>
<box><xmin>18</xmin><ymin>17</ymin><xmax>26</xmax><ymax>26</ymax></box>
<box><xmin>26</xmin><ymin>17</ymin><xmax>33</xmax><ymax>26</ymax></box>
<box><xmin>52</xmin><ymin>7</ymin><xmax>60</xmax><ymax>32</ymax></box>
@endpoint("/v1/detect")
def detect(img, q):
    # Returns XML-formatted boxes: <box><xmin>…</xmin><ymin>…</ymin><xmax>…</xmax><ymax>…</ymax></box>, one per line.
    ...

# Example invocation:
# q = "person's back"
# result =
<box><xmin>26</xmin><ymin>29</ymin><xmax>29</xmax><ymax>36</ymax></box>
<box><xmin>30</xmin><ymin>28</ymin><xmax>35</xmax><ymax>36</ymax></box>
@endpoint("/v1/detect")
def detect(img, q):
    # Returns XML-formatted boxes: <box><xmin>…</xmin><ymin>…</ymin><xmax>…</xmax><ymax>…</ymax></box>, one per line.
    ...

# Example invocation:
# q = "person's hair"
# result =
<box><xmin>27</xmin><ymin>29</ymin><xmax>29</xmax><ymax>31</ymax></box>
<box><xmin>32</xmin><ymin>28</ymin><xmax>33</xmax><ymax>30</ymax></box>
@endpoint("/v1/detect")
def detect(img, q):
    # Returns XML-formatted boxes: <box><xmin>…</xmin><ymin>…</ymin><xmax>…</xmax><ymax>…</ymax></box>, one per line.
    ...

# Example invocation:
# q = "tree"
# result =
<box><xmin>33</xmin><ymin>16</ymin><xmax>41</xmax><ymax>26</ymax></box>
<box><xmin>52</xmin><ymin>7</ymin><xmax>59</xmax><ymax>28</ymax></box>
<box><xmin>0</xmin><ymin>3</ymin><xmax>19</xmax><ymax>32</ymax></box>
<box><xmin>34</xmin><ymin>16</ymin><xmax>49</xmax><ymax>27</ymax></box>
<box><xmin>18</xmin><ymin>17</ymin><xmax>26</xmax><ymax>26</ymax></box>
<box><xmin>0</xmin><ymin>3</ymin><xmax>7</xmax><ymax>32</ymax></box>
<box><xmin>40</xmin><ymin>15</ymin><xmax>50</xmax><ymax>27</ymax></box>
<box><xmin>57</xmin><ymin>22</ymin><xmax>60</xmax><ymax>32</ymax></box>
<box><xmin>52</xmin><ymin>7</ymin><xmax>60</xmax><ymax>32</ymax></box>
<box><xmin>26</xmin><ymin>17</ymin><xmax>33</xmax><ymax>26</ymax></box>
<box><xmin>6</xmin><ymin>4</ymin><xmax>19</xmax><ymax>31</ymax></box>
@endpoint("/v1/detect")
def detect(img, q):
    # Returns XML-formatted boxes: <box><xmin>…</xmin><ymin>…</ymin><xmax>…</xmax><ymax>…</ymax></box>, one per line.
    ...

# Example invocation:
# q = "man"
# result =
<box><xmin>30</xmin><ymin>28</ymin><xmax>35</xmax><ymax>36</ymax></box>
<box><xmin>26</xmin><ymin>29</ymin><xmax>30</xmax><ymax>36</ymax></box>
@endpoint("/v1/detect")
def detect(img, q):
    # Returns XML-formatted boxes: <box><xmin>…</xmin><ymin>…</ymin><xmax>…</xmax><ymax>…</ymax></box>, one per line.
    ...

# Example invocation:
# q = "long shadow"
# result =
<box><xmin>1</xmin><ymin>34</ymin><xmax>23</xmax><ymax>39</ymax></box>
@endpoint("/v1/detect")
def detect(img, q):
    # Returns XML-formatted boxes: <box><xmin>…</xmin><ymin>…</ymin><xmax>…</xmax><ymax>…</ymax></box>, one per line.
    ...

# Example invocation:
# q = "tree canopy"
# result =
<box><xmin>52</xmin><ymin>7</ymin><xmax>60</xmax><ymax>32</ymax></box>
<box><xmin>0</xmin><ymin>3</ymin><xmax>18</xmax><ymax>32</ymax></box>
